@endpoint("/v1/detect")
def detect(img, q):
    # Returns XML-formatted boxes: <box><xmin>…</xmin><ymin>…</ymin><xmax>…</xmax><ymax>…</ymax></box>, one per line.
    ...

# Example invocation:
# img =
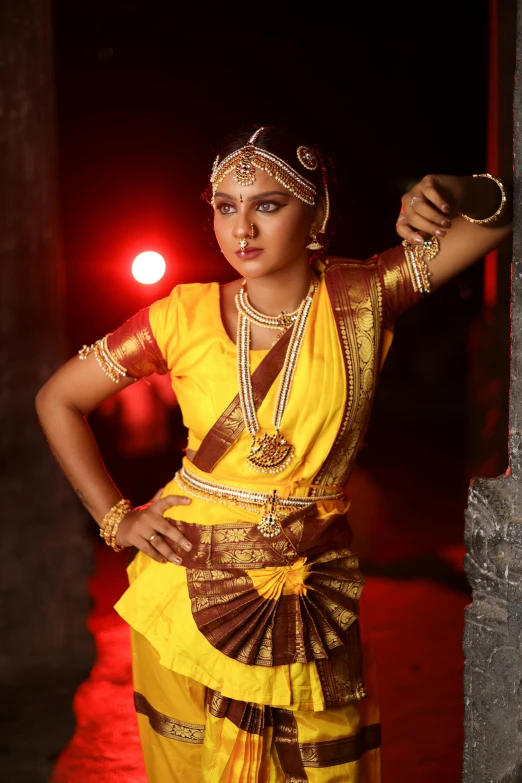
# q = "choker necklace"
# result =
<box><xmin>235</xmin><ymin>279</ymin><xmax>315</xmax><ymax>342</ymax></box>
<box><xmin>236</xmin><ymin>276</ymin><xmax>318</xmax><ymax>474</ymax></box>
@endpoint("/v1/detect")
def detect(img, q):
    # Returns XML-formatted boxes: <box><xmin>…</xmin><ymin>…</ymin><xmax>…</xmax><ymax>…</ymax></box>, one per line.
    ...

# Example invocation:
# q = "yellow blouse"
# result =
<box><xmin>114</xmin><ymin>248</ymin><xmax>418</xmax><ymax>710</ymax></box>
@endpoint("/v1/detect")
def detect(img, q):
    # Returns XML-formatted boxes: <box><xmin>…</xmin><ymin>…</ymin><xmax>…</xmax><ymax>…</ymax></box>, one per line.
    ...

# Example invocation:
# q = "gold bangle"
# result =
<box><xmin>458</xmin><ymin>173</ymin><xmax>507</xmax><ymax>225</ymax></box>
<box><xmin>99</xmin><ymin>498</ymin><xmax>132</xmax><ymax>552</ymax></box>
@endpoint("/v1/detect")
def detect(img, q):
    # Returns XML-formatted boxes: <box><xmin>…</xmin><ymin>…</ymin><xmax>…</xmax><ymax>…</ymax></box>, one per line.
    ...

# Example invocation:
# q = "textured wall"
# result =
<box><xmin>462</xmin><ymin>1</ymin><xmax>522</xmax><ymax>780</ymax></box>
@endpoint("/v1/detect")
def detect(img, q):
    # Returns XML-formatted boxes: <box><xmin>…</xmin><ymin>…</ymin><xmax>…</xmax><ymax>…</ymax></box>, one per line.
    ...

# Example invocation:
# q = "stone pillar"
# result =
<box><xmin>462</xmin><ymin>2</ymin><xmax>522</xmax><ymax>780</ymax></box>
<box><xmin>0</xmin><ymin>0</ymin><xmax>95</xmax><ymax>778</ymax></box>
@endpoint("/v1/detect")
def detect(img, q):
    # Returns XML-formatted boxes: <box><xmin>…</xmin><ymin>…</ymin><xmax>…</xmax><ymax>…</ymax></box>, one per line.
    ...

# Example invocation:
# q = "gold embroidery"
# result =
<box><xmin>171</xmin><ymin>520</ymin><xmax>291</xmax><ymax>569</ymax></box>
<box><xmin>185</xmin><ymin>544</ymin><xmax>364</xmax><ymax>676</ymax></box>
<box><xmin>315</xmin><ymin>622</ymin><xmax>366</xmax><ymax>707</ymax></box>
<box><xmin>208</xmin><ymin>689</ymin><xmax>227</xmax><ymax>719</ymax></box>
<box><xmin>207</xmin><ymin>690</ymin><xmax>267</xmax><ymax>735</ymax></box>
<box><xmin>175</xmin><ymin>513</ymin><xmax>365</xmax><ymax>698</ymax></box>
<box><xmin>221</xmin><ymin>528</ymin><xmax>249</xmax><ymax>543</ymax></box>
<box><xmin>379</xmin><ymin>245</ymin><xmax>422</xmax><ymax>326</ymax></box>
<box><xmin>299</xmin><ymin>723</ymin><xmax>381</xmax><ymax>767</ymax></box>
<box><xmin>134</xmin><ymin>692</ymin><xmax>205</xmax><ymax>744</ymax></box>
<box><xmin>107</xmin><ymin>308</ymin><xmax>168</xmax><ymax>377</ymax></box>
<box><xmin>272</xmin><ymin>709</ymin><xmax>308</xmax><ymax>781</ymax></box>
<box><xmin>311</xmin><ymin>261</ymin><xmax>383</xmax><ymax>495</ymax></box>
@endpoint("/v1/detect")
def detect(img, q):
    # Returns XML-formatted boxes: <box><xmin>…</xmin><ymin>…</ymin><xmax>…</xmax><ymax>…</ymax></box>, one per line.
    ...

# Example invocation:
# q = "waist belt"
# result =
<box><xmin>175</xmin><ymin>466</ymin><xmax>344</xmax><ymax>539</ymax></box>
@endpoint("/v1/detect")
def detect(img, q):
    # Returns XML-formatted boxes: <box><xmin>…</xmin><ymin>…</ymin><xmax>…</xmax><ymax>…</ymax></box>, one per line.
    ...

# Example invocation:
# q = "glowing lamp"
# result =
<box><xmin>132</xmin><ymin>251</ymin><xmax>166</xmax><ymax>284</ymax></box>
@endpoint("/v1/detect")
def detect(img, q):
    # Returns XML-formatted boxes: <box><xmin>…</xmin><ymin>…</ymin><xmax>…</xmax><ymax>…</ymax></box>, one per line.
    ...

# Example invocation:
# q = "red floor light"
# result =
<box><xmin>132</xmin><ymin>251</ymin><xmax>166</xmax><ymax>284</ymax></box>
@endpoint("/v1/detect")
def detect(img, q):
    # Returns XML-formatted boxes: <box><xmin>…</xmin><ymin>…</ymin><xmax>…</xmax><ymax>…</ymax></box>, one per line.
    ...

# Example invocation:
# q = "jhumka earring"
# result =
<box><xmin>306</xmin><ymin>226</ymin><xmax>323</xmax><ymax>251</ymax></box>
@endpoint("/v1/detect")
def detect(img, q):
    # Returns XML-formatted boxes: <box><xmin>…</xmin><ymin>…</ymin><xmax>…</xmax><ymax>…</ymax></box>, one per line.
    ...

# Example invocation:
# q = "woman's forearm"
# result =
<box><xmin>396</xmin><ymin>172</ymin><xmax>513</xmax><ymax>290</ymax></box>
<box><xmin>36</xmin><ymin>389</ymin><xmax>123</xmax><ymax>525</ymax></box>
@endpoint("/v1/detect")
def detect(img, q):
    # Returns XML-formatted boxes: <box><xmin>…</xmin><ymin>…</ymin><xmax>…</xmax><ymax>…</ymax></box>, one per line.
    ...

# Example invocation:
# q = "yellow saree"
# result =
<box><xmin>109</xmin><ymin>246</ymin><xmax>419</xmax><ymax>782</ymax></box>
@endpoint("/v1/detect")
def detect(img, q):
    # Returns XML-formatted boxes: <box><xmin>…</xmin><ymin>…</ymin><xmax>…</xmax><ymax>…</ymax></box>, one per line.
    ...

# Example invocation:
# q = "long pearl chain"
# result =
<box><xmin>236</xmin><ymin>276</ymin><xmax>318</xmax><ymax>473</ymax></box>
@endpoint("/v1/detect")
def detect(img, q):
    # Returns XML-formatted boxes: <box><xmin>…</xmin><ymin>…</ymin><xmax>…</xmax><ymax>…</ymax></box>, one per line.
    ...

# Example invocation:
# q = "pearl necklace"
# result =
<box><xmin>236</xmin><ymin>276</ymin><xmax>318</xmax><ymax>474</ymax></box>
<box><xmin>235</xmin><ymin>279</ymin><xmax>315</xmax><ymax>342</ymax></box>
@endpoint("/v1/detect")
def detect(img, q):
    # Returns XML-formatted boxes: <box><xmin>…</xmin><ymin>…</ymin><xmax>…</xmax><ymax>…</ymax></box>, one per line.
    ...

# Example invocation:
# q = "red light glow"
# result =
<box><xmin>132</xmin><ymin>251</ymin><xmax>166</xmax><ymax>284</ymax></box>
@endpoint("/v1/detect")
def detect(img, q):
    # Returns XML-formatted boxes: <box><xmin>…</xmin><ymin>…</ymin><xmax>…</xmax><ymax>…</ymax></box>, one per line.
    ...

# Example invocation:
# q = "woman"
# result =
<box><xmin>36</xmin><ymin>126</ymin><xmax>512</xmax><ymax>782</ymax></box>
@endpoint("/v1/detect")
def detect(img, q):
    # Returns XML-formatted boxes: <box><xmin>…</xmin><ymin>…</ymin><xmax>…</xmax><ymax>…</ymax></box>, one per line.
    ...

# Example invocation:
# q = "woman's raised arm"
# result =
<box><xmin>395</xmin><ymin>173</ymin><xmax>513</xmax><ymax>292</ymax></box>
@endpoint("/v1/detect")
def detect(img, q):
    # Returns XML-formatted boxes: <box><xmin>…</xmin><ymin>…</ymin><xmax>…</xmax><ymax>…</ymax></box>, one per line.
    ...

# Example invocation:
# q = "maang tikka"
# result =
<box><xmin>210</xmin><ymin>128</ymin><xmax>330</xmax><ymax>246</ymax></box>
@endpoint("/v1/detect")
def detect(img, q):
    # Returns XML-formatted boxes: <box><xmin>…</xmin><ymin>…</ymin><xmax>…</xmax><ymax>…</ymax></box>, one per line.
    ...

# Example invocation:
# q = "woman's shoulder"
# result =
<box><xmin>320</xmin><ymin>246</ymin><xmax>419</xmax><ymax>325</ymax></box>
<box><xmin>315</xmin><ymin>254</ymin><xmax>382</xmax><ymax>280</ymax></box>
<box><xmin>319</xmin><ymin>253</ymin><xmax>382</xmax><ymax>269</ymax></box>
<box><xmin>170</xmin><ymin>280</ymin><xmax>218</xmax><ymax>299</ymax></box>
<box><xmin>153</xmin><ymin>280</ymin><xmax>218</xmax><ymax>312</ymax></box>
<box><xmin>318</xmin><ymin>246</ymin><xmax>404</xmax><ymax>275</ymax></box>
<box><xmin>148</xmin><ymin>280</ymin><xmax>223</xmax><ymax>360</ymax></box>
<box><xmin>149</xmin><ymin>281</ymin><xmax>218</xmax><ymax>331</ymax></box>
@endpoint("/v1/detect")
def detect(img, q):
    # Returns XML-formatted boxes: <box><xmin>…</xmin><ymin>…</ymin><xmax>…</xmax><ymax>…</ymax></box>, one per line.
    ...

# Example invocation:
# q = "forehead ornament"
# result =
<box><xmin>234</xmin><ymin>137</ymin><xmax>257</xmax><ymax>187</ymax></box>
<box><xmin>210</xmin><ymin>127</ymin><xmax>317</xmax><ymax>206</ymax></box>
<box><xmin>297</xmin><ymin>146</ymin><xmax>318</xmax><ymax>171</ymax></box>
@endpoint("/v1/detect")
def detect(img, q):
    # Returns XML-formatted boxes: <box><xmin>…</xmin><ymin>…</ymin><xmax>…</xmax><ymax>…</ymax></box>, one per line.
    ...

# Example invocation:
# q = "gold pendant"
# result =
<box><xmin>278</xmin><ymin>312</ymin><xmax>293</xmax><ymax>329</ymax></box>
<box><xmin>258</xmin><ymin>491</ymin><xmax>282</xmax><ymax>538</ymax></box>
<box><xmin>247</xmin><ymin>431</ymin><xmax>295</xmax><ymax>474</ymax></box>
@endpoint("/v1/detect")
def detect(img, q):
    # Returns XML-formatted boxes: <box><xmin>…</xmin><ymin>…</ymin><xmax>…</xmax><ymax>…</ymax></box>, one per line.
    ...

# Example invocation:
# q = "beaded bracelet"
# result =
<box><xmin>402</xmin><ymin>236</ymin><xmax>440</xmax><ymax>297</ymax></box>
<box><xmin>459</xmin><ymin>173</ymin><xmax>507</xmax><ymax>225</ymax></box>
<box><xmin>99</xmin><ymin>498</ymin><xmax>132</xmax><ymax>552</ymax></box>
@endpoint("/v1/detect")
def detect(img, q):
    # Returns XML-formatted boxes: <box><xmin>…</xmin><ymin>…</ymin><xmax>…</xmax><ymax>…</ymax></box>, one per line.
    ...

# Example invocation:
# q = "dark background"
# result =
<box><xmin>52</xmin><ymin>3</ymin><xmax>500</xmax><ymax>563</ymax></box>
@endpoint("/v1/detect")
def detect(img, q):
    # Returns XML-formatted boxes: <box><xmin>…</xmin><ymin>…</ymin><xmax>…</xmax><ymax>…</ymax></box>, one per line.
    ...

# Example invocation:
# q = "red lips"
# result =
<box><xmin>235</xmin><ymin>247</ymin><xmax>263</xmax><ymax>259</ymax></box>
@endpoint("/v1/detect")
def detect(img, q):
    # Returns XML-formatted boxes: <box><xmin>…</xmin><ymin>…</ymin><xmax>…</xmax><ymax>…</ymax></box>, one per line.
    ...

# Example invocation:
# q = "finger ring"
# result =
<box><xmin>410</xmin><ymin>195</ymin><xmax>421</xmax><ymax>207</ymax></box>
<box><xmin>149</xmin><ymin>534</ymin><xmax>156</xmax><ymax>542</ymax></box>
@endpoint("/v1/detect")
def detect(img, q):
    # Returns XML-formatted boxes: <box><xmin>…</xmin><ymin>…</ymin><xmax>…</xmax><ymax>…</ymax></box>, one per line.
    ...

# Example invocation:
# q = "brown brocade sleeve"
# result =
<box><xmin>375</xmin><ymin>244</ymin><xmax>422</xmax><ymax>329</ymax></box>
<box><xmin>106</xmin><ymin>307</ymin><xmax>169</xmax><ymax>378</ymax></box>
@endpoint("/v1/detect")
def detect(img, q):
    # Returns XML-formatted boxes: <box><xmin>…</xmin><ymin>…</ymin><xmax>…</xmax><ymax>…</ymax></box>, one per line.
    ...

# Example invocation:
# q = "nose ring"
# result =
<box><xmin>239</xmin><ymin>238</ymin><xmax>248</xmax><ymax>252</ymax></box>
<box><xmin>249</xmin><ymin>223</ymin><xmax>256</xmax><ymax>240</ymax></box>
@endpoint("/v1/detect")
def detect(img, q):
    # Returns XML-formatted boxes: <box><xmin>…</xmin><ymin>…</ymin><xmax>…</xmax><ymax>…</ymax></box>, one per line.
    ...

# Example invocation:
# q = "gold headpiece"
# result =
<box><xmin>210</xmin><ymin>127</ymin><xmax>330</xmax><ymax>235</ymax></box>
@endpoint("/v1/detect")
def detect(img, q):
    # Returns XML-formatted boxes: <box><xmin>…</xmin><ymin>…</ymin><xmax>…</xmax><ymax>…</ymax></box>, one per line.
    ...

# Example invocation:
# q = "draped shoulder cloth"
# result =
<box><xmin>310</xmin><ymin>245</ymin><xmax>420</xmax><ymax>492</ymax></box>
<box><xmin>112</xmin><ymin>246</ymin><xmax>421</xmax><ymax>710</ymax></box>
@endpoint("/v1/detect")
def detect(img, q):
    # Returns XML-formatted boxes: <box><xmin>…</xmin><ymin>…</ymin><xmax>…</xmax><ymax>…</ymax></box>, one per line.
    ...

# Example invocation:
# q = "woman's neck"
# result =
<box><xmin>243</xmin><ymin>263</ymin><xmax>313</xmax><ymax>317</ymax></box>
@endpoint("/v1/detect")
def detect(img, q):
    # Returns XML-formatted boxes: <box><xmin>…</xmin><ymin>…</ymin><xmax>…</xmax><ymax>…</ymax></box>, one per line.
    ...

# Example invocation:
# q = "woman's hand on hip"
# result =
<box><xmin>115</xmin><ymin>489</ymin><xmax>193</xmax><ymax>564</ymax></box>
<box><xmin>396</xmin><ymin>174</ymin><xmax>465</xmax><ymax>243</ymax></box>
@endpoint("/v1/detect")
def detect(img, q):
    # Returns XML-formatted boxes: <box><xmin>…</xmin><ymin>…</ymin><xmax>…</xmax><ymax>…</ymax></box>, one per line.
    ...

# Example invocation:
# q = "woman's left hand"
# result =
<box><xmin>396</xmin><ymin>175</ymin><xmax>465</xmax><ymax>244</ymax></box>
